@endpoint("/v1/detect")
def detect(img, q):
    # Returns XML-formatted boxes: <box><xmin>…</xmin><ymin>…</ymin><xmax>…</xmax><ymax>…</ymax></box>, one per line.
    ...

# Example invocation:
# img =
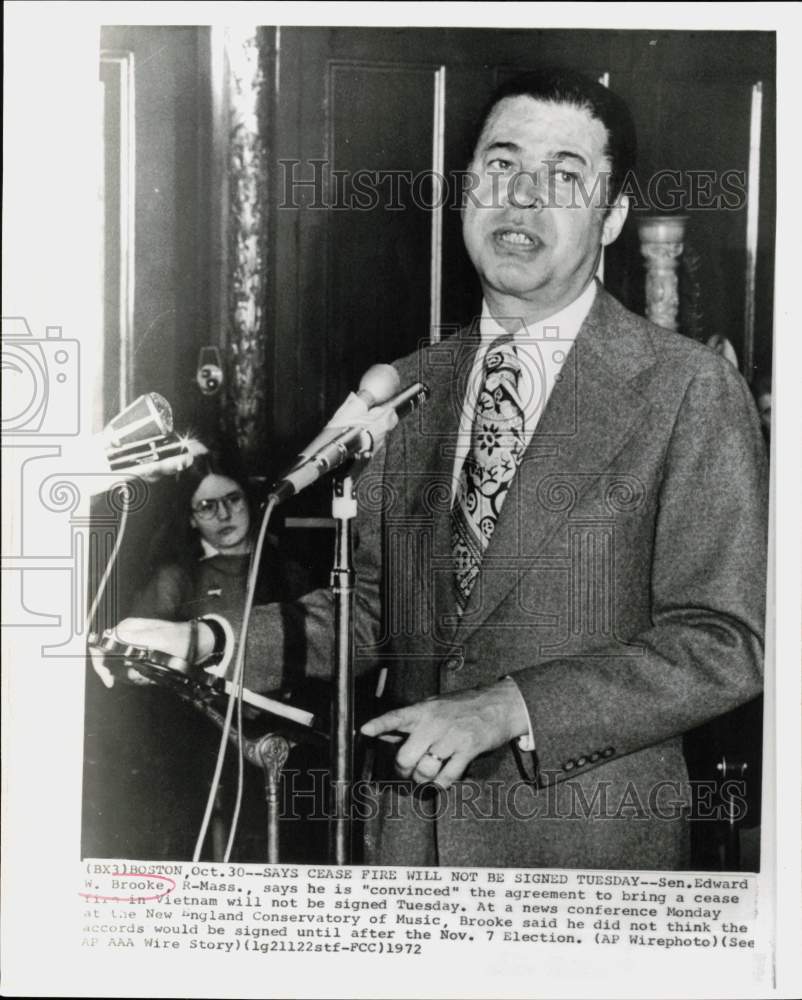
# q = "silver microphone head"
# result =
<box><xmin>104</xmin><ymin>391</ymin><xmax>174</xmax><ymax>448</ymax></box>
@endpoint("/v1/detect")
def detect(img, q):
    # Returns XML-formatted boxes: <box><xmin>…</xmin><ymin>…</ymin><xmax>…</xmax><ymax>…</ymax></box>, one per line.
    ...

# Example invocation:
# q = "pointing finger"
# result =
<box><xmin>361</xmin><ymin>705</ymin><xmax>418</xmax><ymax>737</ymax></box>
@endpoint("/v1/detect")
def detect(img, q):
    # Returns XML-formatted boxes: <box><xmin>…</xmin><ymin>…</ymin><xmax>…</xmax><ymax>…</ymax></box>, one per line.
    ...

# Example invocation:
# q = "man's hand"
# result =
<box><xmin>90</xmin><ymin>618</ymin><xmax>215</xmax><ymax>688</ymax></box>
<box><xmin>114</xmin><ymin>617</ymin><xmax>203</xmax><ymax>657</ymax></box>
<box><xmin>360</xmin><ymin>678</ymin><xmax>529</xmax><ymax>790</ymax></box>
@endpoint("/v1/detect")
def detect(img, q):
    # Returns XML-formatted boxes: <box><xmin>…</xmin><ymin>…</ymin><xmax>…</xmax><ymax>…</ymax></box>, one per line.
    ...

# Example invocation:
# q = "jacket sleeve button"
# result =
<box><xmin>563</xmin><ymin>759</ymin><xmax>575</xmax><ymax>771</ymax></box>
<box><xmin>576</xmin><ymin>756</ymin><xmax>587</xmax><ymax>767</ymax></box>
<box><xmin>602</xmin><ymin>746</ymin><xmax>615</xmax><ymax>757</ymax></box>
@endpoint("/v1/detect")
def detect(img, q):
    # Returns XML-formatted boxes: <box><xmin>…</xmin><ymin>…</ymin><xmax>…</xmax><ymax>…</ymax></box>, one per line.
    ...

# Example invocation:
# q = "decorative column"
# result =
<box><xmin>637</xmin><ymin>215</ymin><xmax>688</xmax><ymax>331</ymax></box>
<box><xmin>223</xmin><ymin>26</ymin><xmax>270</xmax><ymax>462</ymax></box>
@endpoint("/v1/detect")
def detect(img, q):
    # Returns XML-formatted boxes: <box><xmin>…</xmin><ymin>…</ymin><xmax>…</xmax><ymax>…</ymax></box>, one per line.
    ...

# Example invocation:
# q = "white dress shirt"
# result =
<box><xmin>449</xmin><ymin>280</ymin><xmax>597</xmax><ymax>500</ymax></box>
<box><xmin>449</xmin><ymin>280</ymin><xmax>597</xmax><ymax>751</ymax></box>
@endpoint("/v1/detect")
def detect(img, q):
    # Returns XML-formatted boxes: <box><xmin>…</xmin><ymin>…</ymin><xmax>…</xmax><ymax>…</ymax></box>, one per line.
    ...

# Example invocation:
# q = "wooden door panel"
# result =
<box><xmin>328</xmin><ymin>62</ymin><xmax>438</xmax><ymax>402</ymax></box>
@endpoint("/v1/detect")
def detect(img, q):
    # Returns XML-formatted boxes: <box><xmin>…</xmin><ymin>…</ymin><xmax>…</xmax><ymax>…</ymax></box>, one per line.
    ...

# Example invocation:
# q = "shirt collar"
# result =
<box><xmin>199</xmin><ymin>538</ymin><xmax>220</xmax><ymax>560</ymax></box>
<box><xmin>199</xmin><ymin>537</ymin><xmax>255</xmax><ymax>560</ymax></box>
<box><xmin>479</xmin><ymin>279</ymin><xmax>597</xmax><ymax>344</ymax></box>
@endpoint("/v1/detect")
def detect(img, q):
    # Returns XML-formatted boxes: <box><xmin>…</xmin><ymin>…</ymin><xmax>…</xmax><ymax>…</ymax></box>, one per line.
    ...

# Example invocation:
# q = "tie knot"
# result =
<box><xmin>485</xmin><ymin>336</ymin><xmax>520</xmax><ymax>375</ymax></box>
<box><xmin>484</xmin><ymin>337</ymin><xmax>521</xmax><ymax>398</ymax></box>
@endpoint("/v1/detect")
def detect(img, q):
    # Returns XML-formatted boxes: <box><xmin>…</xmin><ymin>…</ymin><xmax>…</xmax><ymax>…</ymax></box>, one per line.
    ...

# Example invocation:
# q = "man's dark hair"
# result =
<box><xmin>472</xmin><ymin>68</ymin><xmax>637</xmax><ymax>204</ymax></box>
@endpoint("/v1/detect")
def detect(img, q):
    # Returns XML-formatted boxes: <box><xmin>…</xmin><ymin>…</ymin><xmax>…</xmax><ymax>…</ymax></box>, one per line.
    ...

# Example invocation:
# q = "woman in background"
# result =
<box><xmin>131</xmin><ymin>452</ymin><xmax>306</xmax><ymax>621</ymax></box>
<box><xmin>119</xmin><ymin>452</ymin><xmax>315</xmax><ymax>862</ymax></box>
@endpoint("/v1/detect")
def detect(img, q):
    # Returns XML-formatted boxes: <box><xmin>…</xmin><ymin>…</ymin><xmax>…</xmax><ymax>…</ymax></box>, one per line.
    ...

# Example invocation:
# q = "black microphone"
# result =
<box><xmin>268</xmin><ymin>378</ymin><xmax>429</xmax><ymax>503</ymax></box>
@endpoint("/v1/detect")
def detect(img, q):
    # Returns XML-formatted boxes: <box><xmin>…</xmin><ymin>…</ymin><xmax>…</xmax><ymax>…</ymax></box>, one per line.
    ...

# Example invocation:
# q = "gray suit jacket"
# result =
<box><xmin>246</xmin><ymin>285</ymin><xmax>767</xmax><ymax>870</ymax></box>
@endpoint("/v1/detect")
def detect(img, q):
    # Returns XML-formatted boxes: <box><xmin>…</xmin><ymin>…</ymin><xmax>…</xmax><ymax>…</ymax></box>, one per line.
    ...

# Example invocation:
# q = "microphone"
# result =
<box><xmin>56</xmin><ymin>393</ymin><xmax>205</xmax><ymax>495</ymax></box>
<box><xmin>103</xmin><ymin>392</ymin><xmax>189</xmax><ymax>470</ymax></box>
<box><xmin>268</xmin><ymin>377</ymin><xmax>429</xmax><ymax>503</ymax></box>
<box><xmin>291</xmin><ymin>364</ymin><xmax>401</xmax><ymax>468</ymax></box>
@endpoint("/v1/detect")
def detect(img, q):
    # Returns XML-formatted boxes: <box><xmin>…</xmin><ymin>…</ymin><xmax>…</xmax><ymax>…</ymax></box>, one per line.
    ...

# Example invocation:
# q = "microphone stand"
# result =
<box><xmin>267</xmin><ymin>381</ymin><xmax>428</xmax><ymax>863</ymax></box>
<box><xmin>329</xmin><ymin>469</ymin><xmax>358</xmax><ymax>864</ymax></box>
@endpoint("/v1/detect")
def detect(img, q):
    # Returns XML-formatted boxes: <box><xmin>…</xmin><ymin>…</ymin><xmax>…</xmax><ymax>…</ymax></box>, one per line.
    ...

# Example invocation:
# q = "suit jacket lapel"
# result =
<box><xmin>400</xmin><ymin>323</ymin><xmax>481</xmax><ymax>647</ymax></box>
<box><xmin>452</xmin><ymin>285</ymin><xmax>659</xmax><ymax>646</ymax></box>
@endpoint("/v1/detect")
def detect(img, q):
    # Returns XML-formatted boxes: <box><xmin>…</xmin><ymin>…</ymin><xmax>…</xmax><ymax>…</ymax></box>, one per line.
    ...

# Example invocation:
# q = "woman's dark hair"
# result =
<box><xmin>470</xmin><ymin>68</ymin><xmax>637</xmax><ymax>205</ymax></box>
<box><xmin>142</xmin><ymin>451</ymin><xmax>257</xmax><ymax>574</ymax></box>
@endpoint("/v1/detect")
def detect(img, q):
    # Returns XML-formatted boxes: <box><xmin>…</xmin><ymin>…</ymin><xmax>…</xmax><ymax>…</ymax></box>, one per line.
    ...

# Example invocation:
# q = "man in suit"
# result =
<box><xmin>112</xmin><ymin>69</ymin><xmax>767</xmax><ymax>869</ymax></box>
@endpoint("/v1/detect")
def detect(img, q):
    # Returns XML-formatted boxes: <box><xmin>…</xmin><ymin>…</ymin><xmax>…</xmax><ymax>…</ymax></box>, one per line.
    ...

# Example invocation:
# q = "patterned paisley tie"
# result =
<box><xmin>452</xmin><ymin>336</ymin><xmax>526</xmax><ymax>611</ymax></box>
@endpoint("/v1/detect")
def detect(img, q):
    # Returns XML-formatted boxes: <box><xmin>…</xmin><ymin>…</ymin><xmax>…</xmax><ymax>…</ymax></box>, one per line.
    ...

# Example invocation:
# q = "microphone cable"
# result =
<box><xmin>85</xmin><ymin>490</ymin><xmax>131</xmax><ymax>639</ymax></box>
<box><xmin>192</xmin><ymin>494</ymin><xmax>279</xmax><ymax>863</ymax></box>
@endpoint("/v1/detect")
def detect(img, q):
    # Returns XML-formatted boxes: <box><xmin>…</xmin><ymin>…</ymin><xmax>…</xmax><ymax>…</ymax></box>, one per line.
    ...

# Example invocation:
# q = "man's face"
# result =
<box><xmin>462</xmin><ymin>95</ymin><xmax>628</xmax><ymax>321</ymax></box>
